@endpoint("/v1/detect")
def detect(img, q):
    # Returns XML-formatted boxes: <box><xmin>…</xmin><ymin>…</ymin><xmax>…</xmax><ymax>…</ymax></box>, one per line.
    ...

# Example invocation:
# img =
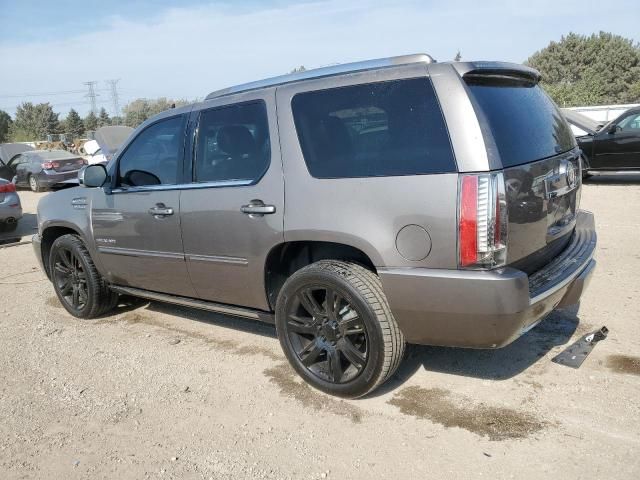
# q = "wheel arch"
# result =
<box><xmin>40</xmin><ymin>223</ymin><xmax>86</xmax><ymax>279</ymax></box>
<box><xmin>264</xmin><ymin>240</ymin><xmax>378</xmax><ymax>310</ymax></box>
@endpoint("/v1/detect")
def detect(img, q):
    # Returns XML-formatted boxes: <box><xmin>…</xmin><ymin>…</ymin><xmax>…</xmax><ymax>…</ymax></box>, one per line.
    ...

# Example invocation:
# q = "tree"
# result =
<box><xmin>97</xmin><ymin>107</ymin><xmax>111</xmax><ymax>128</ymax></box>
<box><xmin>122</xmin><ymin>98</ymin><xmax>189</xmax><ymax>128</ymax></box>
<box><xmin>65</xmin><ymin>109</ymin><xmax>85</xmax><ymax>139</ymax></box>
<box><xmin>526</xmin><ymin>32</ymin><xmax>640</xmax><ymax>107</ymax></box>
<box><xmin>11</xmin><ymin>102</ymin><xmax>60</xmax><ymax>141</ymax></box>
<box><xmin>0</xmin><ymin>110</ymin><xmax>11</xmax><ymax>143</ymax></box>
<box><xmin>454</xmin><ymin>51</ymin><xmax>462</xmax><ymax>62</ymax></box>
<box><xmin>290</xmin><ymin>65</ymin><xmax>307</xmax><ymax>73</ymax></box>
<box><xmin>84</xmin><ymin>111</ymin><xmax>98</xmax><ymax>132</ymax></box>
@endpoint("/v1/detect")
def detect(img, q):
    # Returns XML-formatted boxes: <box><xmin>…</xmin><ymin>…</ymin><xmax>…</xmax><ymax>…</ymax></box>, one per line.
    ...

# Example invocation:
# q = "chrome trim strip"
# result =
<box><xmin>529</xmin><ymin>249</ymin><xmax>596</xmax><ymax>305</ymax></box>
<box><xmin>186</xmin><ymin>254</ymin><xmax>248</xmax><ymax>266</ymax></box>
<box><xmin>110</xmin><ymin>179</ymin><xmax>253</xmax><ymax>194</ymax></box>
<box><xmin>98</xmin><ymin>246</ymin><xmax>184</xmax><ymax>260</ymax></box>
<box><xmin>587</xmin><ymin>170</ymin><xmax>640</xmax><ymax>176</ymax></box>
<box><xmin>109</xmin><ymin>285</ymin><xmax>273</xmax><ymax>323</ymax></box>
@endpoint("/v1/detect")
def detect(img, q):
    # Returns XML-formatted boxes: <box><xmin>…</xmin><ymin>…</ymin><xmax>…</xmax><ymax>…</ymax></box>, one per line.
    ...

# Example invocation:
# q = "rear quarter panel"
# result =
<box><xmin>275</xmin><ymin>64</ymin><xmax>459</xmax><ymax>269</ymax></box>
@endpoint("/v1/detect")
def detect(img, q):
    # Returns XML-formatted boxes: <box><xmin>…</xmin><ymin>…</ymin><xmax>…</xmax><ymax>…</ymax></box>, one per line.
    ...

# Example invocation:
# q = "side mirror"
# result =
<box><xmin>608</xmin><ymin>124</ymin><xmax>619</xmax><ymax>134</ymax></box>
<box><xmin>79</xmin><ymin>164</ymin><xmax>108</xmax><ymax>188</ymax></box>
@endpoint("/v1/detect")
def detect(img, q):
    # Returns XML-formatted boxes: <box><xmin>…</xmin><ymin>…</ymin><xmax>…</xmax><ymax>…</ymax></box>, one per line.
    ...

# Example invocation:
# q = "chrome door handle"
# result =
<box><xmin>148</xmin><ymin>203</ymin><xmax>174</xmax><ymax>217</ymax></box>
<box><xmin>241</xmin><ymin>200</ymin><xmax>276</xmax><ymax>216</ymax></box>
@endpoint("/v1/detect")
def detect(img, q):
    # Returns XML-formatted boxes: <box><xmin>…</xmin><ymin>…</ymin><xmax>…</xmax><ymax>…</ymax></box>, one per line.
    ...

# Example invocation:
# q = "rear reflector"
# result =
<box><xmin>458</xmin><ymin>172</ymin><xmax>508</xmax><ymax>269</ymax></box>
<box><xmin>0</xmin><ymin>182</ymin><xmax>16</xmax><ymax>193</ymax></box>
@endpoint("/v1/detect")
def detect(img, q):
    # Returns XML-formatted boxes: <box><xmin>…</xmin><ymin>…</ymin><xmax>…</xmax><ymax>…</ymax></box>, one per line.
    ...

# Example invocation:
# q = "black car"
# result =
<box><xmin>563</xmin><ymin>107</ymin><xmax>640</xmax><ymax>177</ymax></box>
<box><xmin>0</xmin><ymin>150</ymin><xmax>86</xmax><ymax>192</ymax></box>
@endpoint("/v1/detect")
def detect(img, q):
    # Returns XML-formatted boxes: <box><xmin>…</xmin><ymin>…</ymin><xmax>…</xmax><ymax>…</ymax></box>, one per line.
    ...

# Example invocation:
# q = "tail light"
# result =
<box><xmin>42</xmin><ymin>162</ymin><xmax>54</xmax><ymax>170</ymax></box>
<box><xmin>0</xmin><ymin>182</ymin><xmax>16</xmax><ymax>193</ymax></box>
<box><xmin>458</xmin><ymin>172</ymin><xmax>508</xmax><ymax>269</ymax></box>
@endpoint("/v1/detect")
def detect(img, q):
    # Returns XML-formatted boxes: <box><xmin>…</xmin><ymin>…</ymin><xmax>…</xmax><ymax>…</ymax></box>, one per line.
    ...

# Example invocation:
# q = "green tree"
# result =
<box><xmin>11</xmin><ymin>102</ymin><xmax>60</xmax><ymax>140</ymax></box>
<box><xmin>97</xmin><ymin>107</ymin><xmax>111</xmax><ymax>127</ymax></box>
<box><xmin>122</xmin><ymin>98</ymin><xmax>189</xmax><ymax>128</ymax></box>
<box><xmin>526</xmin><ymin>32</ymin><xmax>640</xmax><ymax>107</ymax></box>
<box><xmin>0</xmin><ymin>110</ymin><xmax>12</xmax><ymax>143</ymax></box>
<box><xmin>84</xmin><ymin>111</ymin><xmax>98</xmax><ymax>132</ymax></box>
<box><xmin>454</xmin><ymin>51</ymin><xmax>462</xmax><ymax>62</ymax></box>
<box><xmin>290</xmin><ymin>65</ymin><xmax>307</xmax><ymax>74</ymax></box>
<box><xmin>65</xmin><ymin>109</ymin><xmax>85</xmax><ymax>139</ymax></box>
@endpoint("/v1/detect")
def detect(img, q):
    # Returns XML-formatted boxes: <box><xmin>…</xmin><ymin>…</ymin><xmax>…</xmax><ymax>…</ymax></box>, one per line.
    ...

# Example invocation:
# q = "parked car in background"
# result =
<box><xmin>0</xmin><ymin>143</ymin><xmax>34</xmax><ymax>167</ymax></box>
<box><xmin>0</xmin><ymin>150</ymin><xmax>86</xmax><ymax>192</ymax></box>
<box><xmin>0</xmin><ymin>178</ymin><xmax>22</xmax><ymax>232</ymax></box>
<box><xmin>34</xmin><ymin>55</ymin><xmax>596</xmax><ymax>398</ymax></box>
<box><xmin>563</xmin><ymin>107</ymin><xmax>640</xmax><ymax>177</ymax></box>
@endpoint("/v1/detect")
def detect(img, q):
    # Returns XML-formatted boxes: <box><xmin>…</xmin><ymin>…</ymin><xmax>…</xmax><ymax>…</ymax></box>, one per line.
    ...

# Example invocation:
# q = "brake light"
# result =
<box><xmin>458</xmin><ymin>172</ymin><xmax>508</xmax><ymax>269</ymax></box>
<box><xmin>0</xmin><ymin>182</ymin><xmax>16</xmax><ymax>193</ymax></box>
<box><xmin>42</xmin><ymin>162</ymin><xmax>54</xmax><ymax>170</ymax></box>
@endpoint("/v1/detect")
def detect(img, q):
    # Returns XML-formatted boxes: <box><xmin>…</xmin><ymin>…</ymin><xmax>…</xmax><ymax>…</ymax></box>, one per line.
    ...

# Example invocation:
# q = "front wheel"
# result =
<box><xmin>275</xmin><ymin>260</ymin><xmax>405</xmax><ymax>398</ymax></box>
<box><xmin>29</xmin><ymin>175</ymin><xmax>42</xmax><ymax>192</ymax></box>
<box><xmin>49</xmin><ymin>234</ymin><xmax>118</xmax><ymax>318</ymax></box>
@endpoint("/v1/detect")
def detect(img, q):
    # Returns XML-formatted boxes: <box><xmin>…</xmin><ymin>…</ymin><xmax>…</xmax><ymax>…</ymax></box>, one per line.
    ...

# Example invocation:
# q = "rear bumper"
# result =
<box><xmin>379</xmin><ymin>210</ymin><xmax>597</xmax><ymax>348</ymax></box>
<box><xmin>38</xmin><ymin>170</ymin><xmax>81</xmax><ymax>186</ymax></box>
<box><xmin>0</xmin><ymin>193</ymin><xmax>23</xmax><ymax>222</ymax></box>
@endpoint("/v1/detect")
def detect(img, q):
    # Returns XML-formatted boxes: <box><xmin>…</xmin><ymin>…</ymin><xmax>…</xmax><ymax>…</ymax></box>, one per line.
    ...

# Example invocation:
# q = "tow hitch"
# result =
<box><xmin>552</xmin><ymin>326</ymin><xmax>609</xmax><ymax>369</ymax></box>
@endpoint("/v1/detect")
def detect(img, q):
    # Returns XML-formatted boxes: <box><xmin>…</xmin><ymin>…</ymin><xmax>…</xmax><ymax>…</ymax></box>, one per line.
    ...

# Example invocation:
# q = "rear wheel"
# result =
<box><xmin>275</xmin><ymin>260</ymin><xmax>405</xmax><ymax>398</ymax></box>
<box><xmin>29</xmin><ymin>175</ymin><xmax>42</xmax><ymax>192</ymax></box>
<box><xmin>49</xmin><ymin>234</ymin><xmax>118</xmax><ymax>318</ymax></box>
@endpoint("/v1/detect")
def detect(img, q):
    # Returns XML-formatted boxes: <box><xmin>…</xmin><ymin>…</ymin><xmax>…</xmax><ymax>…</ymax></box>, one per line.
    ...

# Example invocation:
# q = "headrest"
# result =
<box><xmin>217</xmin><ymin>125</ymin><xmax>256</xmax><ymax>157</ymax></box>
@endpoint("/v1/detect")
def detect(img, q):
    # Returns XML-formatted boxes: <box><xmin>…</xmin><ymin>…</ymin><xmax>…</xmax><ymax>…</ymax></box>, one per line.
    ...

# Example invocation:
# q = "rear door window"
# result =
<box><xmin>291</xmin><ymin>78</ymin><xmax>456</xmax><ymax>178</ymax></box>
<box><xmin>465</xmin><ymin>76</ymin><xmax>576</xmax><ymax>167</ymax></box>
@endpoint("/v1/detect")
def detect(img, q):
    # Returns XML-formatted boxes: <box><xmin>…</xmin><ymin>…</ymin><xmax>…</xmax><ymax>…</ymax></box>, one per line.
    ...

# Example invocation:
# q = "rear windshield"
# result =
<box><xmin>292</xmin><ymin>78</ymin><xmax>456</xmax><ymax>178</ymax></box>
<box><xmin>465</xmin><ymin>76</ymin><xmax>575</xmax><ymax>168</ymax></box>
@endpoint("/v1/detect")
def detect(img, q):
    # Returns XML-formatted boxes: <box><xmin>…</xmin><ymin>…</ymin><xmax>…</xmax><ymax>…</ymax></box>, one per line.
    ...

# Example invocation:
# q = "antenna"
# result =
<box><xmin>106</xmin><ymin>79</ymin><xmax>121</xmax><ymax>120</ymax></box>
<box><xmin>83</xmin><ymin>81</ymin><xmax>99</xmax><ymax>114</ymax></box>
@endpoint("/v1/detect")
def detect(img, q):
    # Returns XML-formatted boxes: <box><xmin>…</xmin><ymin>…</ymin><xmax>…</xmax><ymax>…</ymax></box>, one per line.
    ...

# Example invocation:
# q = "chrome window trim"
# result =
<box><xmin>109</xmin><ymin>179</ymin><xmax>254</xmax><ymax>194</ymax></box>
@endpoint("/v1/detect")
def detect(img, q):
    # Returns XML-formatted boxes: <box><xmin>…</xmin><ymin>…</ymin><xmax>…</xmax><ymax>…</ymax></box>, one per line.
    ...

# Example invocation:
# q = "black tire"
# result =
<box><xmin>49</xmin><ymin>234</ymin><xmax>118</xmax><ymax>318</ymax></box>
<box><xmin>1</xmin><ymin>220</ymin><xmax>18</xmax><ymax>232</ymax></box>
<box><xmin>275</xmin><ymin>260</ymin><xmax>405</xmax><ymax>398</ymax></box>
<box><xmin>28</xmin><ymin>175</ymin><xmax>42</xmax><ymax>193</ymax></box>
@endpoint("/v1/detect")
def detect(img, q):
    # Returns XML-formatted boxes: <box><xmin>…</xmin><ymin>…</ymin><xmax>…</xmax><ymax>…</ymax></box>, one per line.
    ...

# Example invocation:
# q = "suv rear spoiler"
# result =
<box><xmin>451</xmin><ymin>61</ymin><xmax>542</xmax><ymax>84</ymax></box>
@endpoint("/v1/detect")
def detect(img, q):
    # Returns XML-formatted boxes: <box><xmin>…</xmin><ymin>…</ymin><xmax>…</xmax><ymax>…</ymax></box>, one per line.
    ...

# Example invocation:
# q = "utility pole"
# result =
<box><xmin>83</xmin><ymin>81</ymin><xmax>98</xmax><ymax>115</ymax></box>
<box><xmin>106</xmin><ymin>79</ymin><xmax>121</xmax><ymax>122</ymax></box>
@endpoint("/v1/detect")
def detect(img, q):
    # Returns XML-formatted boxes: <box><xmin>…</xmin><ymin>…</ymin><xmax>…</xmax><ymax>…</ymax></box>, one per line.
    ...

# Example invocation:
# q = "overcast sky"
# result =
<box><xmin>1</xmin><ymin>0</ymin><xmax>638</xmax><ymax>117</ymax></box>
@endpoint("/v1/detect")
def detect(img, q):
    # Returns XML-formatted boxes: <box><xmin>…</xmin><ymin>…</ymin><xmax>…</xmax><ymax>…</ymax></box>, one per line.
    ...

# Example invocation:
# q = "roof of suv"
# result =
<box><xmin>205</xmin><ymin>53</ymin><xmax>435</xmax><ymax>100</ymax></box>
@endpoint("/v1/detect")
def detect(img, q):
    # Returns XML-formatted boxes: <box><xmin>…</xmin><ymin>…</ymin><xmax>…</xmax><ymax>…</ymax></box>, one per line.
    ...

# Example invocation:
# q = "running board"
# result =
<box><xmin>110</xmin><ymin>285</ymin><xmax>275</xmax><ymax>324</ymax></box>
<box><xmin>587</xmin><ymin>170</ymin><xmax>640</xmax><ymax>176</ymax></box>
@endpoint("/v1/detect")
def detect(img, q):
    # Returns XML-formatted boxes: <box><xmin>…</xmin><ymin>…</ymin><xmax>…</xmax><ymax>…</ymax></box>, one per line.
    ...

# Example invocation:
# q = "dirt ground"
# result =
<box><xmin>1</xmin><ymin>179</ymin><xmax>639</xmax><ymax>479</ymax></box>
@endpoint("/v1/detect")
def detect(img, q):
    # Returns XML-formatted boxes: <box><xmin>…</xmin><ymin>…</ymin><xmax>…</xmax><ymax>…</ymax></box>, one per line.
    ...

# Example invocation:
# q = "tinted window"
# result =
<box><xmin>619</xmin><ymin>113</ymin><xmax>640</xmax><ymax>131</ymax></box>
<box><xmin>292</xmin><ymin>78</ymin><xmax>455</xmax><ymax>178</ymax></box>
<box><xmin>466</xmin><ymin>76</ymin><xmax>575</xmax><ymax>167</ymax></box>
<box><xmin>118</xmin><ymin>115</ymin><xmax>185</xmax><ymax>187</ymax></box>
<box><xmin>194</xmin><ymin>102</ymin><xmax>270</xmax><ymax>183</ymax></box>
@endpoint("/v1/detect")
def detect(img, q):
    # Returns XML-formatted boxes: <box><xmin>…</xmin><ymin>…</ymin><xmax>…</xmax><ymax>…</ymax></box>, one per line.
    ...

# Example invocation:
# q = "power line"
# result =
<box><xmin>83</xmin><ymin>81</ymin><xmax>99</xmax><ymax>115</ymax></box>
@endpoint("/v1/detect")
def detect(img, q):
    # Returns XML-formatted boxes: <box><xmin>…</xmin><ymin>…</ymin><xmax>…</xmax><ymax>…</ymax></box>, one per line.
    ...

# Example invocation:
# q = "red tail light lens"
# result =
<box><xmin>42</xmin><ymin>162</ymin><xmax>54</xmax><ymax>170</ymax></box>
<box><xmin>0</xmin><ymin>182</ymin><xmax>16</xmax><ymax>193</ymax></box>
<box><xmin>459</xmin><ymin>175</ymin><xmax>478</xmax><ymax>267</ymax></box>
<box><xmin>458</xmin><ymin>173</ymin><xmax>508</xmax><ymax>269</ymax></box>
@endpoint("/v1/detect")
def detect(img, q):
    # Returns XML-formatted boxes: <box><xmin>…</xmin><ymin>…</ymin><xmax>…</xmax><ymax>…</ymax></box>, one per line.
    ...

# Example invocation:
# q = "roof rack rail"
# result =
<box><xmin>205</xmin><ymin>53</ymin><xmax>435</xmax><ymax>100</ymax></box>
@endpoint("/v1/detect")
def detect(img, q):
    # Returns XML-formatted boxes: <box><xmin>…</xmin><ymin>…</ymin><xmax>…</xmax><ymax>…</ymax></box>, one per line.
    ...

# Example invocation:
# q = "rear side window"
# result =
<box><xmin>465</xmin><ymin>76</ymin><xmax>575</xmax><ymax>167</ymax></box>
<box><xmin>291</xmin><ymin>78</ymin><xmax>455</xmax><ymax>178</ymax></box>
<box><xmin>194</xmin><ymin>101</ymin><xmax>270</xmax><ymax>183</ymax></box>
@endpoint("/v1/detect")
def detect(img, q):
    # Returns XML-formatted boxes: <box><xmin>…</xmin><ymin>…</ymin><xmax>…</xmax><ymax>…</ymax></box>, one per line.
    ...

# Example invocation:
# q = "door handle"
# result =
<box><xmin>240</xmin><ymin>200</ymin><xmax>276</xmax><ymax>217</ymax></box>
<box><xmin>148</xmin><ymin>203</ymin><xmax>174</xmax><ymax>217</ymax></box>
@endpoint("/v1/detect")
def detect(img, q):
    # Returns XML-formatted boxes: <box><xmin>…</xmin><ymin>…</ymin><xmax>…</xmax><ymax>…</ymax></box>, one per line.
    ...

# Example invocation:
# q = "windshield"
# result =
<box><xmin>466</xmin><ymin>76</ymin><xmax>576</xmax><ymax>168</ymax></box>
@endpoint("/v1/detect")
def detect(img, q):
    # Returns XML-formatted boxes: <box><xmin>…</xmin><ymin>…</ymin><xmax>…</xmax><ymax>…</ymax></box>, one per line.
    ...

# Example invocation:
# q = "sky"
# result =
<box><xmin>1</xmin><ymin>0</ymin><xmax>638</xmax><ymax>118</ymax></box>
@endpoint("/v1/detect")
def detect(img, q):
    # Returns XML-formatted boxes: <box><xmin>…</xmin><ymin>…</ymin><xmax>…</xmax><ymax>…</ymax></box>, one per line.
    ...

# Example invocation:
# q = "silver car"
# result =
<box><xmin>33</xmin><ymin>54</ymin><xmax>596</xmax><ymax>397</ymax></box>
<box><xmin>0</xmin><ymin>178</ymin><xmax>22</xmax><ymax>233</ymax></box>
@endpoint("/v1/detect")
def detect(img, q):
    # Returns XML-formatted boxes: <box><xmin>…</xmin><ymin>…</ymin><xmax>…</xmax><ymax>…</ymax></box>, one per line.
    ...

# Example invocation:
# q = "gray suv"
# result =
<box><xmin>33</xmin><ymin>54</ymin><xmax>596</xmax><ymax>398</ymax></box>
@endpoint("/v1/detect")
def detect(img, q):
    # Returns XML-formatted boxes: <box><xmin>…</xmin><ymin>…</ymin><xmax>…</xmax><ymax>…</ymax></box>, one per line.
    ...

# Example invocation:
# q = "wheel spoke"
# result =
<box><xmin>325</xmin><ymin>288</ymin><xmax>340</xmax><ymax>321</ymax></box>
<box><xmin>60</xmin><ymin>250</ymin><xmax>73</xmax><ymax>269</ymax></box>
<box><xmin>327</xmin><ymin>348</ymin><xmax>343</xmax><ymax>382</ymax></box>
<box><xmin>54</xmin><ymin>263</ymin><xmax>72</xmax><ymax>276</ymax></box>
<box><xmin>298</xmin><ymin>340</ymin><xmax>323</xmax><ymax>367</ymax></box>
<box><xmin>340</xmin><ymin>315</ymin><xmax>364</xmax><ymax>335</ymax></box>
<box><xmin>59</xmin><ymin>280</ymin><xmax>72</xmax><ymax>296</ymax></box>
<box><xmin>338</xmin><ymin>338</ymin><xmax>366</xmax><ymax>369</ymax></box>
<box><xmin>287</xmin><ymin>315</ymin><xmax>317</xmax><ymax>335</ymax></box>
<box><xmin>72</xmin><ymin>286</ymin><xmax>80</xmax><ymax>307</ymax></box>
<box><xmin>298</xmin><ymin>289</ymin><xmax>324</xmax><ymax>318</ymax></box>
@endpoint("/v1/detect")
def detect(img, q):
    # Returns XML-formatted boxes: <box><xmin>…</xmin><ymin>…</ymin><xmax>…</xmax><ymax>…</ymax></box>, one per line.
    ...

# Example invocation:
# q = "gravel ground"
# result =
<box><xmin>1</xmin><ymin>179</ymin><xmax>639</xmax><ymax>479</ymax></box>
